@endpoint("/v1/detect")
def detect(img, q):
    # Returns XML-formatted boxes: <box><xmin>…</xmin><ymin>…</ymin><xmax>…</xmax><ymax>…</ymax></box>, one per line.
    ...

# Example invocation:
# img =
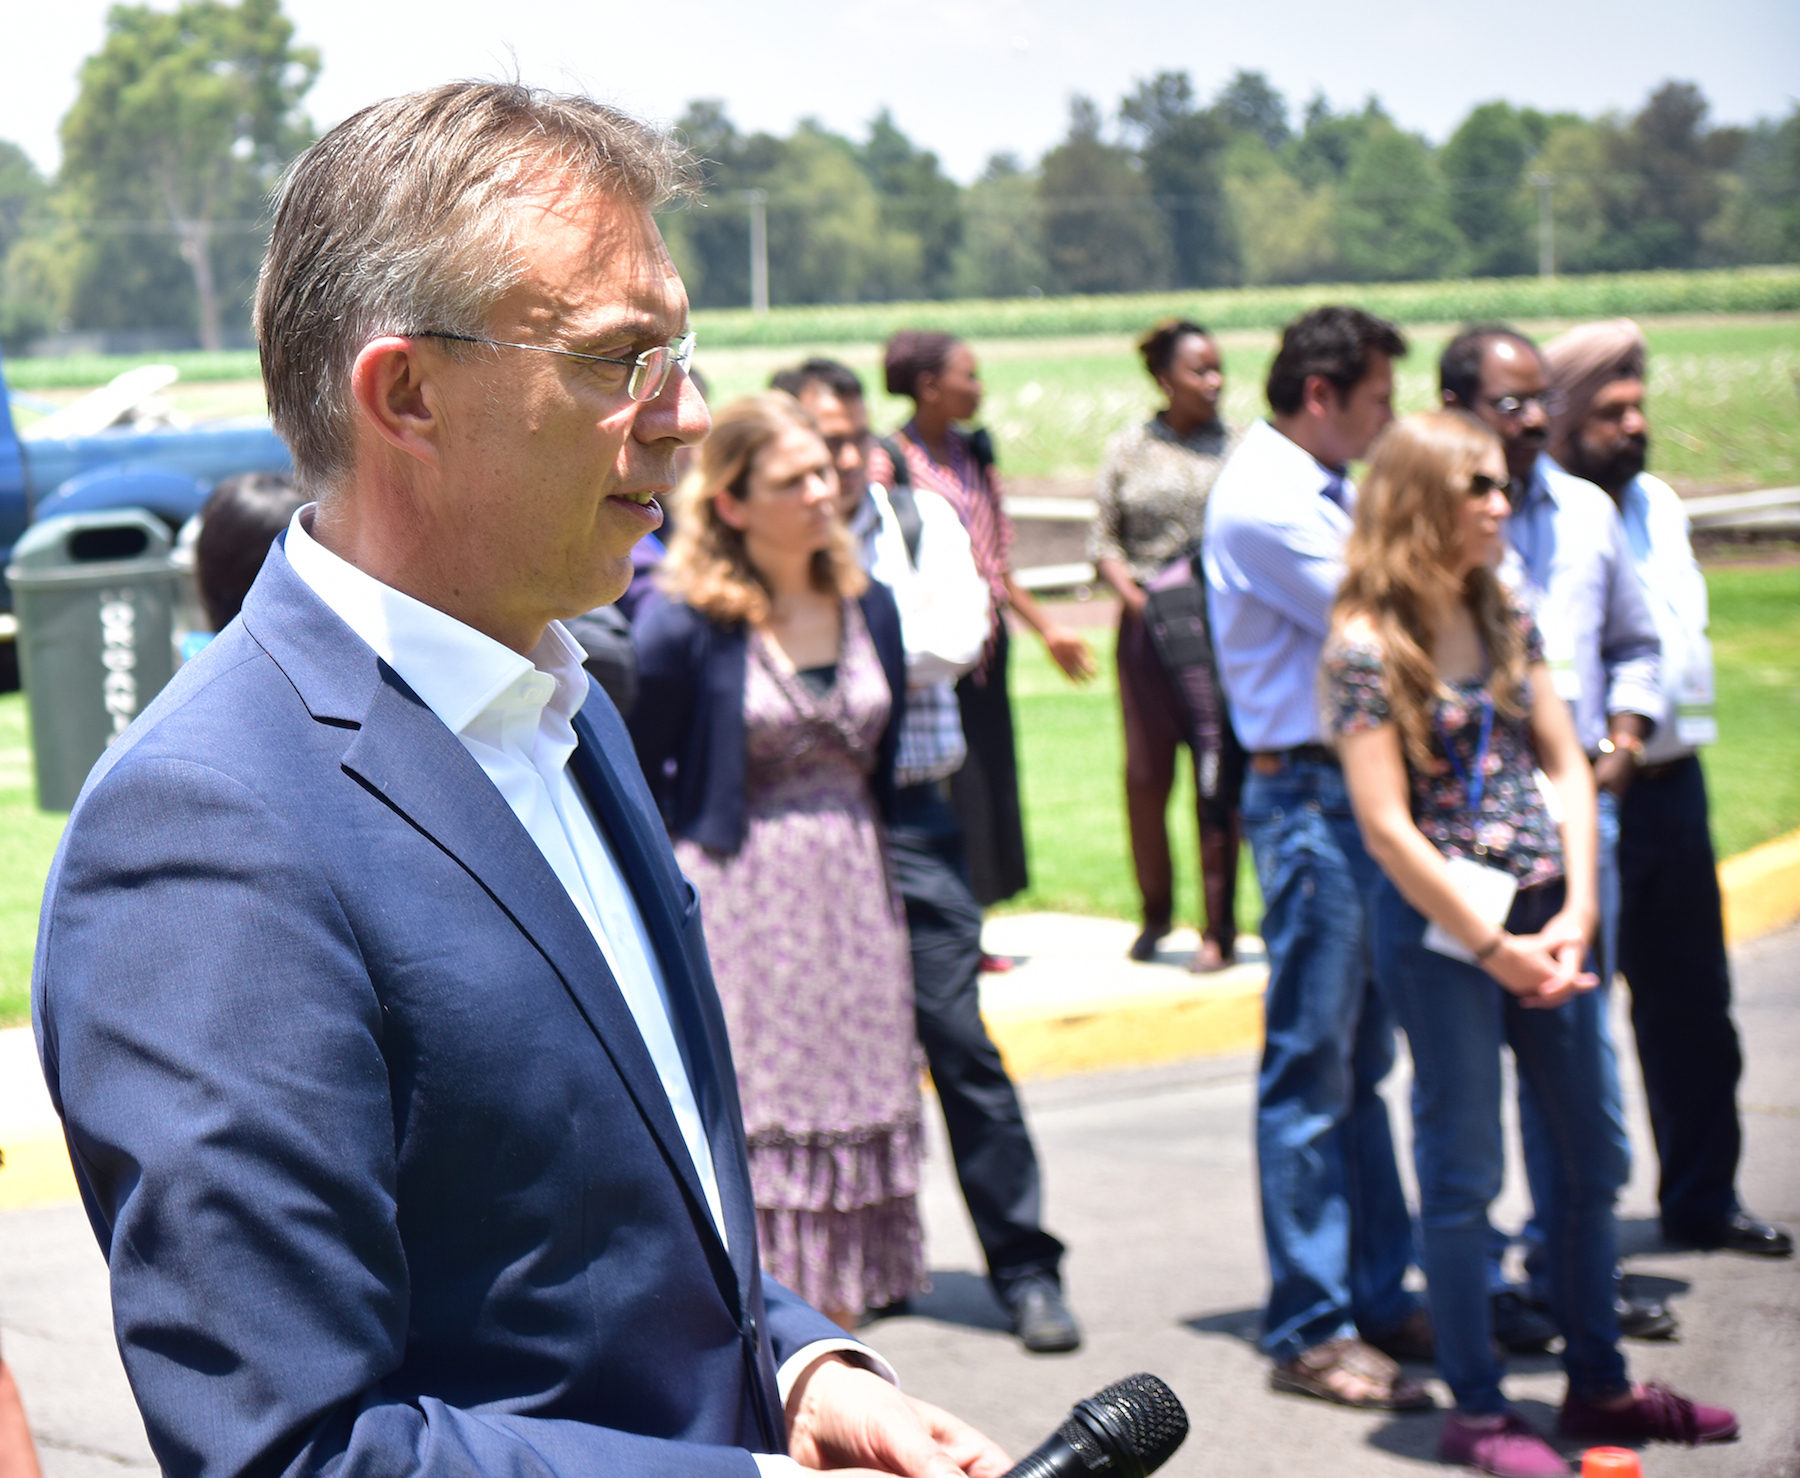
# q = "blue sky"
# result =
<box><xmin>7</xmin><ymin>0</ymin><xmax>1797</xmax><ymax>182</ymax></box>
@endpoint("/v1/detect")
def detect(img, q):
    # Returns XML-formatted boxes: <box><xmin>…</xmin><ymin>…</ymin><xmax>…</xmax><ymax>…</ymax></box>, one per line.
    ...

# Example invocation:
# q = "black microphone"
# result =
<box><xmin>1002</xmin><ymin>1372</ymin><xmax>1189</xmax><ymax>1477</ymax></box>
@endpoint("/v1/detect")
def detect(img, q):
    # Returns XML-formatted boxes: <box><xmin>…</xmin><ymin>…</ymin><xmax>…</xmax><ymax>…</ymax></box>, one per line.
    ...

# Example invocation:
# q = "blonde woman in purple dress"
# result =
<box><xmin>629</xmin><ymin>393</ymin><xmax>923</xmax><ymax>1329</ymax></box>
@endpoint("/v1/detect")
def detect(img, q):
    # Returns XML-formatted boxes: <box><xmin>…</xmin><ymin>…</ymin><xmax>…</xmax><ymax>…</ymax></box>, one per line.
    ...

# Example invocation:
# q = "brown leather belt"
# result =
<box><xmin>1250</xmin><ymin>743</ymin><xmax>1340</xmax><ymax>776</ymax></box>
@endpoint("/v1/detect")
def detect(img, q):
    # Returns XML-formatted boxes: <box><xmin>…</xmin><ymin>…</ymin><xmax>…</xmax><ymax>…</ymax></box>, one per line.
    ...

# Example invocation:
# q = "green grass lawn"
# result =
<box><xmin>1</xmin><ymin>563</ymin><xmax>1795</xmax><ymax>1027</ymax></box>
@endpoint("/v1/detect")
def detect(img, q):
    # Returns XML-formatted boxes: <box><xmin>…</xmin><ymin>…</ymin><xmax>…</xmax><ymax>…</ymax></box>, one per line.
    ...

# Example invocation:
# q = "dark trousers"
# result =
<box><xmin>1116</xmin><ymin>607</ymin><xmax>1241</xmax><ymax>954</ymax></box>
<box><xmin>889</xmin><ymin>783</ymin><xmax>1064</xmax><ymax>1293</ymax></box>
<box><xmin>1618</xmin><ymin>755</ymin><xmax>1744</xmax><ymax>1237</ymax></box>
<box><xmin>952</xmin><ymin>623</ymin><xmax>1030</xmax><ymax>907</ymax></box>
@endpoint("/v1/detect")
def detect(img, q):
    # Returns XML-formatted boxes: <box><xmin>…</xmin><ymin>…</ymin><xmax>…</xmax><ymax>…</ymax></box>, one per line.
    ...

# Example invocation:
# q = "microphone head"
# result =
<box><xmin>1065</xmin><ymin>1372</ymin><xmax>1189</xmax><ymax>1476</ymax></box>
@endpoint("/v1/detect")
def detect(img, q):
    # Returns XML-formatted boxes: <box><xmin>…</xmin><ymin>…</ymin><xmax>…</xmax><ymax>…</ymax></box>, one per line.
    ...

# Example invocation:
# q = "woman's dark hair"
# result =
<box><xmin>883</xmin><ymin>331</ymin><xmax>960</xmax><ymax>398</ymax></box>
<box><xmin>1265</xmin><ymin>306</ymin><xmax>1408</xmax><ymax>416</ymax></box>
<box><xmin>1139</xmin><ymin>319</ymin><xmax>1210</xmax><ymax>380</ymax></box>
<box><xmin>195</xmin><ymin>472</ymin><xmax>308</xmax><ymax>630</ymax></box>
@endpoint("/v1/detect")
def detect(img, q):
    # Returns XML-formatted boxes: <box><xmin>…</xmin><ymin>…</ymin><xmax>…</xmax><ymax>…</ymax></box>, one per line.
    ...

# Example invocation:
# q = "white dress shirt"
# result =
<box><xmin>861</xmin><ymin>483</ymin><xmax>989</xmax><ymax>785</ymax></box>
<box><xmin>1616</xmin><ymin>471</ymin><xmax>1716</xmax><ymax>764</ymax></box>
<box><xmin>284</xmin><ymin>511</ymin><xmax>887</xmax><ymax>1469</ymax></box>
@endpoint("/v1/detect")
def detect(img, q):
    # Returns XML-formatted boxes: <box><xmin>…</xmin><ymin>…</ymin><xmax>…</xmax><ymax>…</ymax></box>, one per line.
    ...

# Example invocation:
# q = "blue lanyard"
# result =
<box><xmin>1437</xmin><ymin>695</ymin><xmax>1495</xmax><ymax>853</ymax></box>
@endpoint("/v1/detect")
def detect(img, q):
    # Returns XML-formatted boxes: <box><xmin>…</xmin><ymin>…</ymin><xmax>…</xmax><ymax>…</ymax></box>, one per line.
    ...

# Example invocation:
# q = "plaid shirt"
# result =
<box><xmin>893</xmin><ymin>679</ymin><xmax>967</xmax><ymax>786</ymax></box>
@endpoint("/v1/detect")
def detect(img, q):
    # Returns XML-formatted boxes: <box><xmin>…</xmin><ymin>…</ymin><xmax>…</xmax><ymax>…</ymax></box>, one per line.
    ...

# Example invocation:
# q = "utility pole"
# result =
<box><xmin>744</xmin><ymin>189</ymin><xmax>769</xmax><ymax>314</ymax></box>
<box><xmin>1529</xmin><ymin>172</ymin><xmax>1555</xmax><ymax>280</ymax></box>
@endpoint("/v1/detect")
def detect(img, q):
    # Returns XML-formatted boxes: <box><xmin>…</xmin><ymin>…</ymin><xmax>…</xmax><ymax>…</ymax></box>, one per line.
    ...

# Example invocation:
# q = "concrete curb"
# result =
<box><xmin>5</xmin><ymin>829</ymin><xmax>1800</xmax><ymax>1211</ymax></box>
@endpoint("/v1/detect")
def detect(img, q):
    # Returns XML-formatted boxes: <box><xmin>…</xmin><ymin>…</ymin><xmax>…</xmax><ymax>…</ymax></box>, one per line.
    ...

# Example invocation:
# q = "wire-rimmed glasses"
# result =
<box><xmin>410</xmin><ymin>329</ymin><xmax>696</xmax><ymax>402</ymax></box>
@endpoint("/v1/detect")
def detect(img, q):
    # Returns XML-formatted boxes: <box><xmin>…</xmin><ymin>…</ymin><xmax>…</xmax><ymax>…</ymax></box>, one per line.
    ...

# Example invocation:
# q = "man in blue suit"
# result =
<box><xmin>31</xmin><ymin>82</ymin><xmax>1007</xmax><ymax>1478</ymax></box>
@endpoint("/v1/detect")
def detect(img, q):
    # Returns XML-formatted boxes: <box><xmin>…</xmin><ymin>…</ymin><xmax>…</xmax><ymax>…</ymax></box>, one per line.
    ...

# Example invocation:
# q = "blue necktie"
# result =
<box><xmin>1321</xmin><ymin>472</ymin><xmax>1350</xmax><ymax>512</ymax></box>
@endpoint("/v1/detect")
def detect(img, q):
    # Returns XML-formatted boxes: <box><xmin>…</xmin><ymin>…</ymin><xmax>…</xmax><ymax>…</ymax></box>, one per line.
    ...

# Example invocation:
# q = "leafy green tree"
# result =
<box><xmin>763</xmin><ymin>123</ymin><xmax>921</xmax><ymax>304</ymax></box>
<box><xmin>1222</xmin><ymin>134</ymin><xmax>1338</xmax><ymax>284</ymax></box>
<box><xmin>1714</xmin><ymin>105</ymin><xmax>1800</xmax><ymax>263</ymax></box>
<box><xmin>1215</xmin><ymin>70</ymin><xmax>1291</xmax><ymax>152</ymax></box>
<box><xmin>950</xmin><ymin>154</ymin><xmax>1046</xmax><ymax>298</ymax></box>
<box><xmin>0</xmin><ymin>141</ymin><xmax>56</xmax><ymax>348</ymax></box>
<box><xmin>1038</xmin><ymin>97</ymin><xmax>1170</xmax><ymax>294</ymax></box>
<box><xmin>1121</xmin><ymin>72</ymin><xmax>1238</xmax><ymax>287</ymax></box>
<box><xmin>1440</xmin><ymin>101</ymin><xmax>1536</xmax><ymax>276</ymax></box>
<box><xmin>858</xmin><ymin>111</ymin><xmax>962</xmax><ymax>298</ymax></box>
<box><xmin>1289</xmin><ymin>95</ymin><xmax>1386</xmax><ymax>189</ymax></box>
<box><xmin>59</xmin><ymin>0</ymin><xmax>318</xmax><ymax>346</ymax></box>
<box><xmin>1335</xmin><ymin>121</ymin><xmax>1464</xmax><ymax>281</ymax></box>
<box><xmin>1594</xmin><ymin>82</ymin><xmax>1729</xmax><ymax>269</ymax></box>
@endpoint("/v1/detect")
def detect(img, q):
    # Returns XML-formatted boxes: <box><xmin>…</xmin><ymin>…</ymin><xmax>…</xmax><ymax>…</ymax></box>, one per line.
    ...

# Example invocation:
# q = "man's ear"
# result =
<box><xmin>350</xmin><ymin>337</ymin><xmax>442</xmax><ymax>466</ymax></box>
<box><xmin>1301</xmin><ymin>372</ymin><xmax>1338</xmax><ymax>420</ymax></box>
<box><xmin>1441</xmin><ymin>387</ymin><xmax>1461</xmax><ymax>408</ymax></box>
<box><xmin>712</xmin><ymin>487</ymin><xmax>750</xmax><ymax>532</ymax></box>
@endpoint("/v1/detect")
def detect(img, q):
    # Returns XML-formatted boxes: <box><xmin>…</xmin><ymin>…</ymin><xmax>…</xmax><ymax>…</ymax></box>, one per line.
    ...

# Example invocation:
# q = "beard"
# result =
<box><xmin>1567</xmin><ymin>431</ymin><xmax>1649</xmax><ymax>491</ymax></box>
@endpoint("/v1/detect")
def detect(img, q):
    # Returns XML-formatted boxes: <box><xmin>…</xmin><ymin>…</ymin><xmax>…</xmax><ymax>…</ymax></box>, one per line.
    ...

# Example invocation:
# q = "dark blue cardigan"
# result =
<box><xmin>627</xmin><ymin>584</ymin><xmax>907</xmax><ymax>857</ymax></box>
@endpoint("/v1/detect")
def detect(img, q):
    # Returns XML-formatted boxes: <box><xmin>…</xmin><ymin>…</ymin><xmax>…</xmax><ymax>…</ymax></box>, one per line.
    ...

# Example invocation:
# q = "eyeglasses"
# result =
<box><xmin>1465</xmin><ymin>473</ymin><xmax>1509</xmax><ymax>497</ymax></box>
<box><xmin>410</xmin><ymin>329</ymin><xmax>697</xmax><ymax>402</ymax></box>
<box><xmin>1482</xmin><ymin>390</ymin><xmax>1567</xmax><ymax>420</ymax></box>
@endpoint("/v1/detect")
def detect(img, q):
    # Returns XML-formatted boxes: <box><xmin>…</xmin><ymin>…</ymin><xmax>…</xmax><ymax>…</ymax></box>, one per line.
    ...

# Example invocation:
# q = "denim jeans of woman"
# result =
<box><xmin>1372</xmin><ymin>875</ymin><xmax>1629</xmax><ymax>1414</ymax></box>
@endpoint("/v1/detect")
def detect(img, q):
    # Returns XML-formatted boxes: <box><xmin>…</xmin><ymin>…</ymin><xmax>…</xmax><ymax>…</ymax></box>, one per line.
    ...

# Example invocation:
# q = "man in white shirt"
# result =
<box><xmin>32</xmin><ymin>83</ymin><xmax>1006</xmax><ymax>1478</ymax></box>
<box><xmin>1544</xmin><ymin>319</ymin><xmax>1792</xmax><ymax>1261</ymax></box>
<box><xmin>773</xmin><ymin>359</ymin><xmax>1080</xmax><ymax>1354</ymax></box>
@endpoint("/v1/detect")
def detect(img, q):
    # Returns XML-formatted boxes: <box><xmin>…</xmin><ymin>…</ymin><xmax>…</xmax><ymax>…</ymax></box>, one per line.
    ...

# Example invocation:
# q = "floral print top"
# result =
<box><xmin>1323</xmin><ymin>610</ymin><xmax>1563</xmax><ymax>887</ymax></box>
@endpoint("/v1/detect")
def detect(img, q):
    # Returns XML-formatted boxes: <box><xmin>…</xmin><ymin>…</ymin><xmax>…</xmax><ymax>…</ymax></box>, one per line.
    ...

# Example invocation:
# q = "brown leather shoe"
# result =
<box><xmin>1270</xmin><ymin>1335</ymin><xmax>1434</xmax><ymax>1410</ymax></box>
<box><xmin>1364</xmin><ymin>1305</ymin><xmax>1436</xmax><ymax>1363</ymax></box>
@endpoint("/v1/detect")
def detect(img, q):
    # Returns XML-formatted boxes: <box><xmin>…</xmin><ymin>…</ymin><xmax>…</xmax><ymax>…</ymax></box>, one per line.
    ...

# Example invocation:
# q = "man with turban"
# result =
<box><xmin>1544</xmin><ymin>319</ymin><xmax>1792</xmax><ymax>1260</ymax></box>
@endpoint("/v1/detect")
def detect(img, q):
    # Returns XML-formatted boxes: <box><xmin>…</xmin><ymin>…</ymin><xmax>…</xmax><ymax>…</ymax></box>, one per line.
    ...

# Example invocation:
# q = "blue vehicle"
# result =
<box><xmin>0</xmin><ymin>346</ymin><xmax>293</xmax><ymax>622</ymax></box>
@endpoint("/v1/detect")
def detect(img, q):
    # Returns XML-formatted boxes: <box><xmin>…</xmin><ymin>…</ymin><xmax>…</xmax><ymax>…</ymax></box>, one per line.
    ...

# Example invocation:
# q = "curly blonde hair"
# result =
<box><xmin>659</xmin><ymin>392</ymin><xmax>866</xmax><ymax>625</ymax></box>
<box><xmin>1333</xmin><ymin>410</ymin><xmax>1529</xmax><ymax>771</ymax></box>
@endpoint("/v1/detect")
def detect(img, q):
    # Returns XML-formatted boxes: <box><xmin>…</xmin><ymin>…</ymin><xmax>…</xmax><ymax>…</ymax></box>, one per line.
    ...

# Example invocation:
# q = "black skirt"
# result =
<box><xmin>950</xmin><ymin>622</ymin><xmax>1030</xmax><ymax>906</ymax></box>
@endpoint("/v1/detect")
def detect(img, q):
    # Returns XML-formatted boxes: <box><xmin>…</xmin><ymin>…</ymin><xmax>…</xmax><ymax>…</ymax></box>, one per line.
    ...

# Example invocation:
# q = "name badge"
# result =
<box><xmin>1675</xmin><ymin>647</ymin><xmax>1717</xmax><ymax>747</ymax></box>
<box><xmin>1423</xmin><ymin>855</ymin><xmax>1520</xmax><ymax>964</ymax></box>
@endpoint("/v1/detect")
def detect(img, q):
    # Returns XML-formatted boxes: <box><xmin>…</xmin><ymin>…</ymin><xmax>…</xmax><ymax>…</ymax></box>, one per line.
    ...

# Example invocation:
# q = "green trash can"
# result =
<box><xmin>6</xmin><ymin>510</ymin><xmax>180</xmax><ymax>811</ymax></box>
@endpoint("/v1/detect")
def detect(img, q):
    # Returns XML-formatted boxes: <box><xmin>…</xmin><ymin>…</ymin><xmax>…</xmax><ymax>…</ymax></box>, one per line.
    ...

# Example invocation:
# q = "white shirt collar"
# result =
<box><xmin>285</xmin><ymin>505</ymin><xmax>590</xmax><ymax>742</ymax></box>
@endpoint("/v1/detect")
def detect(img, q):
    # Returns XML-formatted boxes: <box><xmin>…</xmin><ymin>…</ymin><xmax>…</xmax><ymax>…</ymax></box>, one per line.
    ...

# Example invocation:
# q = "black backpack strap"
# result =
<box><xmin>877</xmin><ymin>436</ymin><xmax>924</xmax><ymax>569</ymax></box>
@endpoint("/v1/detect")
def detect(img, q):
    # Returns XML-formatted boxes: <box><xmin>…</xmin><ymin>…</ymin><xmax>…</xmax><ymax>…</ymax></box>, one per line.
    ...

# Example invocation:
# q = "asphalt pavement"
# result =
<box><xmin>3</xmin><ymin>921</ymin><xmax>1796</xmax><ymax>1476</ymax></box>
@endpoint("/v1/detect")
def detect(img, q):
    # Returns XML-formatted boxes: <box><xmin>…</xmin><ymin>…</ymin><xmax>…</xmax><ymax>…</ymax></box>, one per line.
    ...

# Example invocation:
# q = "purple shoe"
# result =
<box><xmin>1439</xmin><ymin>1410</ymin><xmax>1571</xmax><ymax>1477</ymax></box>
<box><xmin>1558</xmin><ymin>1382</ymin><xmax>1739</xmax><ymax>1446</ymax></box>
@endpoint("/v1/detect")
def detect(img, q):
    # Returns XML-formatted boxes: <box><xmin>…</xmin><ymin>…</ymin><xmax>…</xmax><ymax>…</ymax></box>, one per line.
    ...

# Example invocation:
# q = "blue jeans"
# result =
<box><xmin>1375</xmin><ymin>876</ymin><xmax>1629</xmax><ymax>1414</ymax></box>
<box><xmin>1241</xmin><ymin>756</ymin><xmax>1417</xmax><ymax>1360</ymax></box>
<box><xmin>1496</xmin><ymin>788</ymin><xmax>1631</xmax><ymax>1298</ymax></box>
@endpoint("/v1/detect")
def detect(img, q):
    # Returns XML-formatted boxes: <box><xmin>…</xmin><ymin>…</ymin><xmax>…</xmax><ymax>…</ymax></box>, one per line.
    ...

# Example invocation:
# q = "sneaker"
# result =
<box><xmin>1000</xmin><ymin>1274</ymin><xmax>1081</xmax><ymax>1353</ymax></box>
<box><xmin>1558</xmin><ymin>1382</ymin><xmax>1739</xmax><ymax>1446</ymax></box>
<box><xmin>1438</xmin><ymin>1410</ymin><xmax>1571</xmax><ymax>1477</ymax></box>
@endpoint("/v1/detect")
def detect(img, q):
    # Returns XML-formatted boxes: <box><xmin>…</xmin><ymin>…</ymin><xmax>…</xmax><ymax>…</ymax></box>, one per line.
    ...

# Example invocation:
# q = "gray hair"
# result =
<box><xmin>254</xmin><ymin>81</ymin><xmax>694</xmax><ymax>495</ymax></box>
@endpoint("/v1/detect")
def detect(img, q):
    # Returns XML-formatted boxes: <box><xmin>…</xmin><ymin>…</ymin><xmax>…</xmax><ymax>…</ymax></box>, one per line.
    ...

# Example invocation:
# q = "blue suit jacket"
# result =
<box><xmin>31</xmin><ymin>542</ymin><xmax>843</xmax><ymax>1476</ymax></box>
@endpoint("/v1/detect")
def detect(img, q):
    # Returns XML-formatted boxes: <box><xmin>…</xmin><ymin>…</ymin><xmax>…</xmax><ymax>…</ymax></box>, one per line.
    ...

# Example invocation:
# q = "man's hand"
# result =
<box><xmin>1595</xmin><ymin>716</ymin><xmax>1648</xmax><ymax>798</ymax></box>
<box><xmin>785</xmin><ymin>1355</ymin><xmax>1010</xmax><ymax>1478</ymax></box>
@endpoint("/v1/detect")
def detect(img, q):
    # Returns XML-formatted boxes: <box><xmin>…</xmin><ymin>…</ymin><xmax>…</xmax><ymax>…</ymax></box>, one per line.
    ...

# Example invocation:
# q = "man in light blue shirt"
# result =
<box><xmin>1205</xmin><ymin>307</ymin><xmax>1431</xmax><ymax>1409</ymax></box>
<box><xmin>1545</xmin><ymin>320</ymin><xmax>1791</xmax><ymax>1262</ymax></box>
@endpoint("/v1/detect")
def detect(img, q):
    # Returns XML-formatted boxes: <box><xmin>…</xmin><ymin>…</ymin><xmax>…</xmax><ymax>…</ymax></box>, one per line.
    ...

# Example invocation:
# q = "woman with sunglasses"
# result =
<box><xmin>629</xmin><ymin>393</ymin><xmax>925</xmax><ymax>1330</ymax></box>
<box><xmin>1325</xmin><ymin>411</ymin><xmax>1736</xmax><ymax>1475</ymax></box>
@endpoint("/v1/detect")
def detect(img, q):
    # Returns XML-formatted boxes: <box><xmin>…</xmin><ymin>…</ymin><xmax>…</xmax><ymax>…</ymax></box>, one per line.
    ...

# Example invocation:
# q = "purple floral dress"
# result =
<box><xmin>1323</xmin><ymin>610</ymin><xmax>1564</xmax><ymax>888</ymax></box>
<box><xmin>675</xmin><ymin>601</ymin><xmax>926</xmax><ymax>1315</ymax></box>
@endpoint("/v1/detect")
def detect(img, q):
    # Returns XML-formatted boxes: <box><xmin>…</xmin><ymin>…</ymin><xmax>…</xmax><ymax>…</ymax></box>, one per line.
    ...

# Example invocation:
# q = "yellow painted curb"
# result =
<box><xmin>1720</xmin><ymin>826</ymin><xmax>1800</xmax><ymax>945</ymax></box>
<box><xmin>0</xmin><ymin>1131</ymin><xmax>78</xmax><ymax>1210</ymax></box>
<box><xmin>987</xmin><ymin>980</ymin><xmax>1265</xmax><ymax>1081</ymax></box>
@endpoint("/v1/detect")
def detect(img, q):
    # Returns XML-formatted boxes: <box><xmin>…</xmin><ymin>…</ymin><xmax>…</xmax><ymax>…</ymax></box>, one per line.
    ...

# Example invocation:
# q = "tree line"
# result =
<box><xmin>0</xmin><ymin>0</ymin><xmax>1794</xmax><ymax>349</ymax></box>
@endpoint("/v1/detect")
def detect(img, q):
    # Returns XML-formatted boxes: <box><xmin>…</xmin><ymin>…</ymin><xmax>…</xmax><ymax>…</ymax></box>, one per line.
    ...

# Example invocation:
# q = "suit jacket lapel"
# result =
<box><xmin>569</xmin><ymin>707</ymin><xmax>763</xmax><ymax>1302</ymax></box>
<box><xmin>337</xmin><ymin>668</ymin><xmax>725</xmax><ymax>1267</ymax></box>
